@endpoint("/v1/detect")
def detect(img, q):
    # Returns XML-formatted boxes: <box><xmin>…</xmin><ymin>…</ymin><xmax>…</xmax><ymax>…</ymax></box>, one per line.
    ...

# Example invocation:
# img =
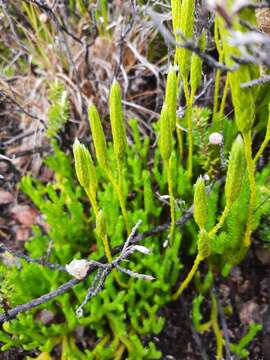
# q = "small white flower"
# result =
<box><xmin>133</xmin><ymin>245</ymin><xmax>151</xmax><ymax>254</ymax></box>
<box><xmin>209</xmin><ymin>132</ymin><xmax>223</xmax><ymax>145</ymax></box>
<box><xmin>65</xmin><ymin>259</ymin><xmax>90</xmax><ymax>280</ymax></box>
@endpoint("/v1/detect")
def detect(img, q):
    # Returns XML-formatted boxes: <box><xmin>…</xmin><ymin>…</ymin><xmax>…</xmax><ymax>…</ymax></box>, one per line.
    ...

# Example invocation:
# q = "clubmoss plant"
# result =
<box><xmin>177</xmin><ymin>0</ymin><xmax>195</xmax><ymax>178</ymax></box>
<box><xmin>173</xmin><ymin>176</ymin><xmax>209</xmax><ymax>299</ymax></box>
<box><xmin>159</xmin><ymin>103</ymin><xmax>175</xmax><ymax>244</ymax></box>
<box><xmin>1</xmin><ymin>2</ymin><xmax>270</xmax><ymax>359</ymax></box>
<box><xmin>174</xmin><ymin>134</ymin><xmax>247</xmax><ymax>298</ymax></box>
<box><xmin>109</xmin><ymin>80</ymin><xmax>130</xmax><ymax>232</ymax></box>
<box><xmin>88</xmin><ymin>86</ymin><xmax>130</xmax><ymax>233</ymax></box>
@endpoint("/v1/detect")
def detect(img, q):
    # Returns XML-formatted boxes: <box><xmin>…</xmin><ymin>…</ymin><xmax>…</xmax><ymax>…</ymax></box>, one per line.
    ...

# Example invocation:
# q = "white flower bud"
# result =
<box><xmin>65</xmin><ymin>259</ymin><xmax>90</xmax><ymax>280</ymax></box>
<box><xmin>209</xmin><ymin>132</ymin><xmax>223</xmax><ymax>145</ymax></box>
<box><xmin>133</xmin><ymin>245</ymin><xmax>151</xmax><ymax>254</ymax></box>
<box><xmin>39</xmin><ymin>13</ymin><xmax>49</xmax><ymax>24</ymax></box>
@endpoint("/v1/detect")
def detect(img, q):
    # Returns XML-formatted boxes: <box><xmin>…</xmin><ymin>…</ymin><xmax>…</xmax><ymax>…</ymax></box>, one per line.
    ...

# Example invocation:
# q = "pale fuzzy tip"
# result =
<box><xmin>144</xmin><ymin>275</ymin><xmax>155</xmax><ymax>281</ymax></box>
<box><xmin>133</xmin><ymin>245</ymin><xmax>151</xmax><ymax>255</ymax></box>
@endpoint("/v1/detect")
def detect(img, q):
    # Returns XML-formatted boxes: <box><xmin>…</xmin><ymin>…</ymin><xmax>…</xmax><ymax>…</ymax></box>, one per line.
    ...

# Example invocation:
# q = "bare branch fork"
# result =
<box><xmin>0</xmin><ymin>207</ymin><xmax>194</xmax><ymax>324</ymax></box>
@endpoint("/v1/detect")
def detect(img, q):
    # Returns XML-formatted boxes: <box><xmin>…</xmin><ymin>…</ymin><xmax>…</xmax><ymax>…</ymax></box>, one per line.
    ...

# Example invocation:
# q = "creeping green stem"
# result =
<box><xmin>103</xmin><ymin>168</ymin><xmax>130</xmax><ymax>288</ymax></box>
<box><xmin>86</xmin><ymin>176</ymin><xmax>128</xmax><ymax>287</ymax></box>
<box><xmin>166</xmin><ymin>157</ymin><xmax>176</xmax><ymax>244</ymax></box>
<box><xmin>86</xmin><ymin>190</ymin><xmax>99</xmax><ymax>217</ymax></box>
<box><xmin>86</xmin><ymin>191</ymin><xmax>98</xmax><ymax>217</ymax></box>
<box><xmin>172</xmin><ymin>254</ymin><xmax>202</xmax><ymax>300</ymax></box>
<box><xmin>213</xmin><ymin>17</ymin><xmax>223</xmax><ymax>122</ymax></box>
<box><xmin>218</xmin><ymin>75</ymin><xmax>229</xmax><ymax>119</ymax></box>
<box><xmin>254</xmin><ymin>112</ymin><xmax>270</xmax><ymax>163</ymax></box>
<box><xmin>175</xmin><ymin>68</ymin><xmax>183</xmax><ymax>160</ymax></box>
<box><xmin>183</xmin><ymin>79</ymin><xmax>193</xmax><ymax>178</ymax></box>
<box><xmin>117</xmin><ymin>158</ymin><xmax>130</xmax><ymax>232</ymax></box>
<box><xmin>102</xmin><ymin>234</ymin><xmax>113</xmax><ymax>263</ymax></box>
<box><xmin>242</xmin><ymin>131</ymin><xmax>256</xmax><ymax>247</ymax></box>
<box><xmin>196</xmin><ymin>320</ymin><xmax>212</xmax><ymax>333</ymax></box>
<box><xmin>176</xmin><ymin>122</ymin><xmax>183</xmax><ymax>161</ymax></box>
<box><xmin>213</xmin><ymin>69</ymin><xmax>221</xmax><ymax>122</ymax></box>
<box><xmin>105</xmin><ymin>168</ymin><xmax>130</xmax><ymax>233</ymax></box>
<box><xmin>210</xmin><ymin>292</ymin><xmax>224</xmax><ymax>360</ymax></box>
<box><xmin>85</xmin><ymin>191</ymin><xmax>113</xmax><ymax>263</ymax></box>
<box><xmin>208</xmin><ymin>205</ymin><xmax>230</xmax><ymax>238</ymax></box>
<box><xmin>254</xmin><ymin>137</ymin><xmax>270</xmax><ymax>164</ymax></box>
<box><xmin>92</xmin><ymin>335</ymin><xmax>110</xmax><ymax>356</ymax></box>
<box><xmin>114</xmin><ymin>343</ymin><xmax>125</xmax><ymax>360</ymax></box>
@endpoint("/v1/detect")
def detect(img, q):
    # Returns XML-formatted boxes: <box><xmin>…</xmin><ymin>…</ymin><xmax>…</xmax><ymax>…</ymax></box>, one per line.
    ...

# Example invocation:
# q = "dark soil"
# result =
<box><xmin>155</xmin><ymin>245</ymin><xmax>270</xmax><ymax>360</ymax></box>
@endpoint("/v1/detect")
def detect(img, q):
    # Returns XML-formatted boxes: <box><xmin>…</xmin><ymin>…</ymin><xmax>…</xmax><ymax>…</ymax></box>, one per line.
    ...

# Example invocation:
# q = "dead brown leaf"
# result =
<box><xmin>15</xmin><ymin>226</ymin><xmax>31</xmax><ymax>242</ymax></box>
<box><xmin>10</xmin><ymin>205</ymin><xmax>39</xmax><ymax>226</ymax></box>
<box><xmin>0</xmin><ymin>190</ymin><xmax>14</xmax><ymax>205</ymax></box>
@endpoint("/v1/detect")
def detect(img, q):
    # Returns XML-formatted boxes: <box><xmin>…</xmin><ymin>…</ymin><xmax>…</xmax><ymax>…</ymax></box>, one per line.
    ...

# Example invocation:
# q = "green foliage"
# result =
<box><xmin>192</xmin><ymin>294</ymin><xmax>211</xmax><ymax>333</ymax></box>
<box><xmin>230</xmin><ymin>323</ymin><xmax>262</xmax><ymax>358</ymax></box>
<box><xmin>2</xmin><ymin>2</ymin><xmax>270</xmax><ymax>359</ymax></box>
<box><xmin>192</xmin><ymin>106</ymin><xmax>223</xmax><ymax>177</ymax></box>
<box><xmin>0</xmin><ymin>125</ymin><xmax>184</xmax><ymax>358</ymax></box>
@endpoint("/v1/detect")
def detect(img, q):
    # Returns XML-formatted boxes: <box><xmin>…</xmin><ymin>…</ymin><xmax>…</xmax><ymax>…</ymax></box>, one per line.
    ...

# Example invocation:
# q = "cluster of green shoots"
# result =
<box><xmin>74</xmin><ymin>80</ymin><xmax>129</xmax><ymax>263</ymax></box>
<box><xmin>167</xmin><ymin>1</ymin><xmax>270</xmax><ymax>303</ymax></box>
<box><xmin>1</xmin><ymin>1</ymin><xmax>270</xmax><ymax>358</ymax></box>
<box><xmin>71</xmin><ymin>2</ymin><xmax>270</xmax><ymax>357</ymax></box>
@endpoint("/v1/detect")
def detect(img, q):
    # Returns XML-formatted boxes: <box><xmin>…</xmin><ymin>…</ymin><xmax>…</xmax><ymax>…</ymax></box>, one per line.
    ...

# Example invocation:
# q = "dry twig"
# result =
<box><xmin>0</xmin><ymin>207</ymin><xmax>193</xmax><ymax>324</ymax></box>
